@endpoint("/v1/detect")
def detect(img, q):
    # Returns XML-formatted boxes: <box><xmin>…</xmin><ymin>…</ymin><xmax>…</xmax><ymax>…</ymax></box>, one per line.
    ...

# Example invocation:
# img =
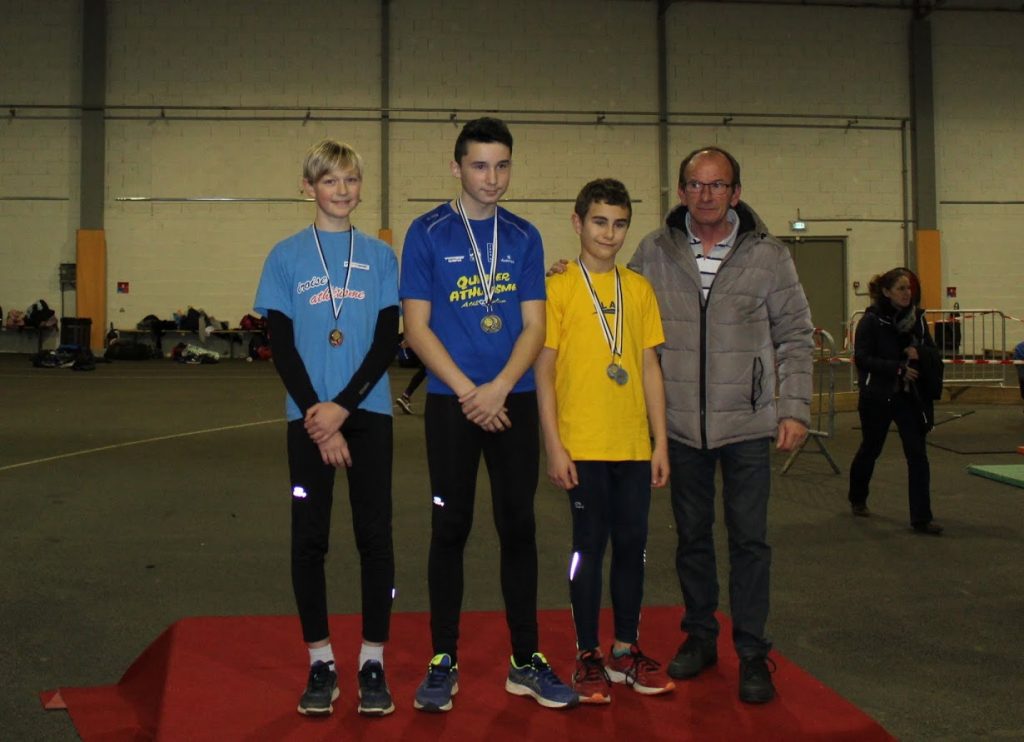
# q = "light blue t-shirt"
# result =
<box><xmin>399</xmin><ymin>202</ymin><xmax>546</xmax><ymax>395</ymax></box>
<box><xmin>254</xmin><ymin>225</ymin><xmax>399</xmax><ymax>420</ymax></box>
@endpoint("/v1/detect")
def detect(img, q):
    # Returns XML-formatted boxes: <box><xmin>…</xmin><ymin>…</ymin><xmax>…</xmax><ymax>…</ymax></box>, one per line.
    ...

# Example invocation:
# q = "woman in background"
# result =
<box><xmin>848</xmin><ymin>267</ymin><xmax>944</xmax><ymax>535</ymax></box>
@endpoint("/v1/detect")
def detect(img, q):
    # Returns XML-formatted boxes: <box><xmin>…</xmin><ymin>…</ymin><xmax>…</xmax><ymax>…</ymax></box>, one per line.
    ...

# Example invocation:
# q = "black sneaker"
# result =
<box><xmin>667</xmin><ymin>636</ymin><xmax>717</xmax><ymax>679</ymax></box>
<box><xmin>357</xmin><ymin>660</ymin><xmax>395</xmax><ymax>716</ymax></box>
<box><xmin>738</xmin><ymin>655</ymin><xmax>776</xmax><ymax>704</ymax></box>
<box><xmin>912</xmin><ymin>521</ymin><xmax>944</xmax><ymax>535</ymax></box>
<box><xmin>297</xmin><ymin>660</ymin><xmax>339</xmax><ymax>716</ymax></box>
<box><xmin>850</xmin><ymin>502</ymin><xmax>871</xmax><ymax>517</ymax></box>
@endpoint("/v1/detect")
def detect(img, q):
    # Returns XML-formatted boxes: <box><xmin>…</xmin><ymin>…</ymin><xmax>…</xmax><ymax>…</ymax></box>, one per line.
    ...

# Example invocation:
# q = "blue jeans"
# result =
<box><xmin>567</xmin><ymin>460</ymin><xmax>652</xmax><ymax>651</ymax></box>
<box><xmin>668</xmin><ymin>437</ymin><xmax>772</xmax><ymax>658</ymax></box>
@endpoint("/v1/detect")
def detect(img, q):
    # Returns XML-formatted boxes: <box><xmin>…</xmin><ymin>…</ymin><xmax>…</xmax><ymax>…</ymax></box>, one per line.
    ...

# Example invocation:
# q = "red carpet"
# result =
<box><xmin>41</xmin><ymin>608</ymin><xmax>893</xmax><ymax>741</ymax></box>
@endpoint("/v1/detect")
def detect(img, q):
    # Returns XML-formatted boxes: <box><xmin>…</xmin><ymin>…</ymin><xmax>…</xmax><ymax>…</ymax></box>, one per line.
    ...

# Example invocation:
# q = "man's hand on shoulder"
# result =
<box><xmin>546</xmin><ymin>258</ymin><xmax>569</xmax><ymax>277</ymax></box>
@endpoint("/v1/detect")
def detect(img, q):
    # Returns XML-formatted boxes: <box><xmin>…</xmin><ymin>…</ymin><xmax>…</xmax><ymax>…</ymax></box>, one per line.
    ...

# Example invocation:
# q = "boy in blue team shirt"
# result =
<box><xmin>400</xmin><ymin>117</ymin><xmax>577</xmax><ymax>712</ymax></box>
<box><xmin>254</xmin><ymin>140</ymin><xmax>398</xmax><ymax>717</ymax></box>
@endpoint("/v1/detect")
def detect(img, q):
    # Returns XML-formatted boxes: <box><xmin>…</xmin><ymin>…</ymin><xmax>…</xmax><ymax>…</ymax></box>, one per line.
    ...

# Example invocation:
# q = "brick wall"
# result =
<box><xmin>0</xmin><ymin>0</ymin><xmax>80</xmax><ymax>319</ymax></box>
<box><xmin>1</xmin><ymin>0</ymin><xmax>1022</xmax><ymax>340</ymax></box>
<box><xmin>933</xmin><ymin>13</ymin><xmax>1024</xmax><ymax>324</ymax></box>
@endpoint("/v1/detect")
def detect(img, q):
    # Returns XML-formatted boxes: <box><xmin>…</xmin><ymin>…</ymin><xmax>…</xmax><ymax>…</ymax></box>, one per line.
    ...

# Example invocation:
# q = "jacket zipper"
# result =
<box><xmin>695</xmin><ymin>231</ymin><xmax>756</xmax><ymax>449</ymax></box>
<box><xmin>699</xmin><ymin>292</ymin><xmax>709</xmax><ymax>449</ymax></box>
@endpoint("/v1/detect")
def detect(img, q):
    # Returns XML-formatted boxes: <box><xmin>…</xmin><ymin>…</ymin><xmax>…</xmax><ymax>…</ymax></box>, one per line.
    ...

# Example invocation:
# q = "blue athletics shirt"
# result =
<box><xmin>399</xmin><ymin>202</ymin><xmax>546</xmax><ymax>395</ymax></box>
<box><xmin>254</xmin><ymin>225</ymin><xmax>399</xmax><ymax>420</ymax></box>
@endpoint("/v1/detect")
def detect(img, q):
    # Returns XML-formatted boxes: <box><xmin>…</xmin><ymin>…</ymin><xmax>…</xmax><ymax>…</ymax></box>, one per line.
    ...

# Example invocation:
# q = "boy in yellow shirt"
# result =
<box><xmin>535</xmin><ymin>178</ymin><xmax>673</xmax><ymax>704</ymax></box>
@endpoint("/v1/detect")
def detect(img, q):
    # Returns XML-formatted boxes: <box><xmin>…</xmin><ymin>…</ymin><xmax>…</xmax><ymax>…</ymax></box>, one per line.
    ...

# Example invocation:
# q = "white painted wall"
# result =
<box><xmin>0</xmin><ymin>0</ymin><xmax>81</xmax><ymax>322</ymax></box>
<box><xmin>933</xmin><ymin>13</ymin><xmax>1024</xmax><ymax>323</ymax></box>
<box><xmin>1</xmin><ymin>0</ymin><xmax>1022</xmax><ymax>344</ymax></box>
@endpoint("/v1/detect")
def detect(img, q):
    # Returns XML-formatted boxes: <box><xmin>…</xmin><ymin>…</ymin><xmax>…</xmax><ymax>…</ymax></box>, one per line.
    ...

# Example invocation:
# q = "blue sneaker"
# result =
<box><xmin>413</xmin><ymin>653</ymin><xmax>459</xmax><ymax>712</ymax></box>
<box><xmin>505</xmin><ymin>652</ymin><xmax>579</xmax><ymax>709</ymax></box>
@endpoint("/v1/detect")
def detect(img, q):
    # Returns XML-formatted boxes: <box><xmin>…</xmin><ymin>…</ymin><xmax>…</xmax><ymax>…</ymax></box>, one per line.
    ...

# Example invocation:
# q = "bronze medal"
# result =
<box><xmin>313</xmin><ymin>224</ymin><xmax>355</xmax><ymax>350</ymax></box>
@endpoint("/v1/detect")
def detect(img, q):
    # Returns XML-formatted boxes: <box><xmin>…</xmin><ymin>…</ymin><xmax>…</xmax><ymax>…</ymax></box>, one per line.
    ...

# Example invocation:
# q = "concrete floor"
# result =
<box><xmin>1</xmin><ymin>354</ymin><xmax>1023</xmax><ymax>740</ymax></box>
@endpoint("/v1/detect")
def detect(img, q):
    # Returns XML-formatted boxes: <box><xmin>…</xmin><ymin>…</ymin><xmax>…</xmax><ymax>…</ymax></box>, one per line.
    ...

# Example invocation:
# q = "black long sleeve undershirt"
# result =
<box><xmin>332</xmin><ymin>304</ymin><xmax>399</xmax><ymax>412</ymax></box>
<box><xmin>267</xmin><ymin>310</ymin><xmax>319</xmax><ymax>415</ymax></box>
<box><xmin>266</xmin><ymin>306</ymin><xmax>399</xmax><ymax>418</ymax></box>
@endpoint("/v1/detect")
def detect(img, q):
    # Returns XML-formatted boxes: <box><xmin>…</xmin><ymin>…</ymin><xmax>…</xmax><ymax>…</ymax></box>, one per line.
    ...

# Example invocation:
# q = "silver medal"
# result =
<box><xmin>581</xmin><ymin>260</ymin><xmax>628</xmax><ymax>387</ymax></box>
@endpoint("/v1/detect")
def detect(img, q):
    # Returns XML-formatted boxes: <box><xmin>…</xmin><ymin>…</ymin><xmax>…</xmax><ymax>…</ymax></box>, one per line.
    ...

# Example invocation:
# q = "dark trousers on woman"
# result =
<box><xmin>424</xmin><ymin>391</ymin><xmax>539</xmax><ymax>665</ymax></box>
<box><xmin>849</xmin><ymin>393</ymin><xmax>933</xmax><ymax>525</ymax></box>
<box><xmin>288</xmin><ymin>411</ymin><xmax>394</xmax><ymax>644</ymax></box>
<box><xmin>568</xmin><ymin>460</ymin><xmax>651</xmax><ymax>651</ymax></box>
<box><xmin>668</xmin><ymin>437</ymin><xmax>772</xmax><ymax>659</ymax></box>
<box><xmin>403</xmin><ymin>365</ymin><xmax>427</xmax><ymax>398</ymax></box>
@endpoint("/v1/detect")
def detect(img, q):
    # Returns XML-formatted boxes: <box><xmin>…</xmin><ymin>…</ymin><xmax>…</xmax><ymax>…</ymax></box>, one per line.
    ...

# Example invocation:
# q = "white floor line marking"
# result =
<box><xmin>0</xmin><ymin>418</ymin><xmax>284</xmax><ymax>473</ymax></box>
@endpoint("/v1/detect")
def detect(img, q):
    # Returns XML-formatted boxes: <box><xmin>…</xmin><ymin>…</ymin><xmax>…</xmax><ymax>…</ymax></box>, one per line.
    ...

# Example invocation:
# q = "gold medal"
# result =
<box><xmin>329</xmin><ymin>328</ymin><xmax>344</xmax><ymax>347</ymax></box>
<box><xmin>457</xmin><ymin>199</ymin><xmax>505</xmax><ymax>337</ymax></box>
<box><xmin>480</xmin><ymin>313</ymin><xmax>503</xmax><ymax>334</ymax></box>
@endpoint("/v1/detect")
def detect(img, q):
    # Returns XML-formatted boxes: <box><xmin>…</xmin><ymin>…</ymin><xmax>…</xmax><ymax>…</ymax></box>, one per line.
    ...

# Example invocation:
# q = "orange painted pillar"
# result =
<box><xmin>76</xmin><ymin>229</ymin><xmax>107</xmax><ymax>350</ymax></box>
<box><xmin>915</xmin><ymin>229</ymin><xmax>941</xmax><ymax>310</ymax></box>
<box><xmin>378</xmin><ymin>228</ymin><xmax>393</xmax><ymax>246</ymax></box>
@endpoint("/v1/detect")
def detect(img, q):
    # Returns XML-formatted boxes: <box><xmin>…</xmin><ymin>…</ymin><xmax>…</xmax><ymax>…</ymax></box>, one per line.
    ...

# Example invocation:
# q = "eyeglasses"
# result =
<box><xmin>682</xmin><ymin>180</ymin><xmax>732</xmax><ymax>195</ymax></box>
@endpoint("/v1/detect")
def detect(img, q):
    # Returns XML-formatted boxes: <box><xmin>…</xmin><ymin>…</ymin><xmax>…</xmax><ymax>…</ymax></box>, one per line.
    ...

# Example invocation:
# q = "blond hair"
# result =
<box><xmin>302</xmin><ymin>139</ymin><xmax>363</xmax><ymax>183</ymax></box>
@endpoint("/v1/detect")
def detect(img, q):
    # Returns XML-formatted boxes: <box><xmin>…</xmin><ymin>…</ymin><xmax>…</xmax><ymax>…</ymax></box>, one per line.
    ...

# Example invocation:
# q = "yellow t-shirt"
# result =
<box><xmin>545</xmin><ymin>261</ymin><xmax>665</xmax><ymax>461</ymax></box>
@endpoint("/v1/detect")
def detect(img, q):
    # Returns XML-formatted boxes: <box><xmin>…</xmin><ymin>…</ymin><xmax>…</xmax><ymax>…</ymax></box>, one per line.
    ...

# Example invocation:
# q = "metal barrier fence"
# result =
<box><xmin>846</xmin><ymin>308</ymin><xmax>1013</xmax><ymax>388</ymax></box>
<box><xmin>781</xmin><ymin>328</ymin><xmax>840</xmax><ymax>474</ymax></box>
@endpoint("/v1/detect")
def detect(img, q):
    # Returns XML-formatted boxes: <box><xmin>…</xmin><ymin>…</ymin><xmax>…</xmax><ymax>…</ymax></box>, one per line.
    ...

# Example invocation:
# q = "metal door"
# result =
<box><xmin>780</xmin><ymin>236</ymin><xmax>847</xmax><ymax>346</ymax></box>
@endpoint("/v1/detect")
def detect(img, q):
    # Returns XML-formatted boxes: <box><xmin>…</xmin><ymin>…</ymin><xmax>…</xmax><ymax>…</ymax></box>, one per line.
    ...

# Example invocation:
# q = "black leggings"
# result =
<box><xmin>424</xmin><ymin>392</ymin><xmax>540</xmax><ymax>664</ymax></box>
<box><xmin>568</xmin><ymin>460</ymin><xmax>651</xmax><ymax>651</ymax></box>
<box><xmin>404</xmin><ymin>365</ymin><xmax>427</xmax><ymax>398</ymax></box>
<box><xmin>288</xmin><ymin>411</ymin><xmax>394</xmax><ymax>644</ymax></box>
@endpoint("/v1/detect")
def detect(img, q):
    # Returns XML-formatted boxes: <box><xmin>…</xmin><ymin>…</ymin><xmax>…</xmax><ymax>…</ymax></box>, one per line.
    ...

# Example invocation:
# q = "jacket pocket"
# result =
<box><xmin>751</xmin><ymin>356</ymin><xmax>765</xmax><ymax>412</ymax></box>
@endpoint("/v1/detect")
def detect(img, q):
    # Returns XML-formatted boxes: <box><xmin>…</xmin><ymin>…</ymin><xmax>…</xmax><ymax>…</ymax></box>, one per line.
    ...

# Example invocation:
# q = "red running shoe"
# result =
<box><xmin>606</xmin><ymin>645</ymin><xmax>675</xmax><ymax>696</ymax></box>
<box><xmin>572</xmin><ymin>649</ymin><xmax>611</xmax><ymax>704</ymax></box>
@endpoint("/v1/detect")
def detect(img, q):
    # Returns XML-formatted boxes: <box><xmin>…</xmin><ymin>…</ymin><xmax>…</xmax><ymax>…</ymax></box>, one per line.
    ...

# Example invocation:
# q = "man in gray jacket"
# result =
<box><xmin>628</xmin><ymin>146</ymin><xmax>813</xmax><ymax>703</ymax></box>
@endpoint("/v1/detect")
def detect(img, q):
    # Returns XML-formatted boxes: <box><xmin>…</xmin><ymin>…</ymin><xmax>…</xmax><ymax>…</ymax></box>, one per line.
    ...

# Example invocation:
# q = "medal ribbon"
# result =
<box><xmin>456</xmin><ymin>198</ymin><xmax>499</xmax><ymax>313</ymax></box>
<box><xmin>577</xmin><ymin>259</ymin><xmax>624</xmax><ymax>363</ymax></box>
<box><xmin>312</xmin><ymin>224</ymin><xmax>356</xmax><ymax>323</ymax></box>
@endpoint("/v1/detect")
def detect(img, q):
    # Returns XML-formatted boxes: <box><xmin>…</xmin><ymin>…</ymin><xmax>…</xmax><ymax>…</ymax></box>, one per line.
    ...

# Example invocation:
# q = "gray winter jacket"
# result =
<box><xmin>628</xmin><ymin>202</ymin><xmax>814</xmax><ymax>449</ymax></box>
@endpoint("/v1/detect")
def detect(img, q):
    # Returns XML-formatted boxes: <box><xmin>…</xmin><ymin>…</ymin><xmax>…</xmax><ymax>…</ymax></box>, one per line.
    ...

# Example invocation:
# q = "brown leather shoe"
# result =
<box><xmin>912</xmin><ymin>521</ymin><xmax>944</xmax><ymax>535</ymax></box>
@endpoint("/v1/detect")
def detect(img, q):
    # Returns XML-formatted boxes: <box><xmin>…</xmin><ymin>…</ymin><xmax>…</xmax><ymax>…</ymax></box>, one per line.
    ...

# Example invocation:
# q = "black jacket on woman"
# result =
<box><xmin>854</xmin><ymin>301</ymin><xmax>943</xmax><ymax>430</ymax></box>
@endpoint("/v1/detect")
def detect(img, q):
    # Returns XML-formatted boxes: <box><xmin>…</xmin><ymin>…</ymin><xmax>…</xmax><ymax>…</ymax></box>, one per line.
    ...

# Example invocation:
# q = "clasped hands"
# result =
<box><xmin>459</xmin><ymin>380</ymin><xmax>511</xmax><ymax>433</ymax></box>
<box><xmin>304</xmin><ymin>401</ymin><xmax>351</xmax><ymax>468</ymax></box>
